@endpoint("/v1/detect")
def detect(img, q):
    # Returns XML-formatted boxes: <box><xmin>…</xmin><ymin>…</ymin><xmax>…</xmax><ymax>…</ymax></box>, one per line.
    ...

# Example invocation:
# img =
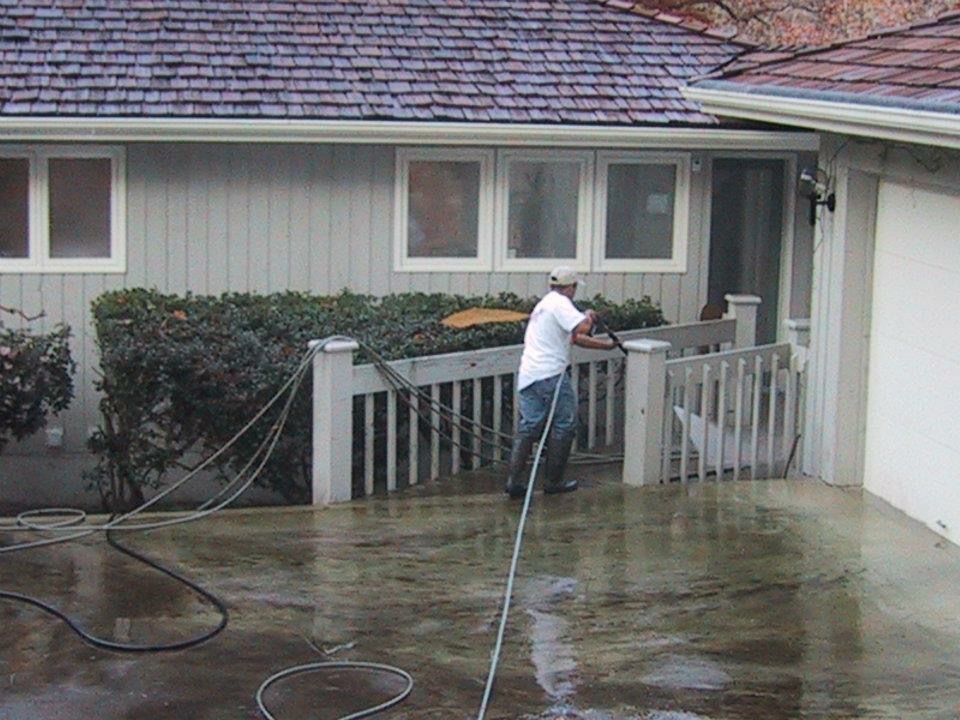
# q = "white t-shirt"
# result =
<box><xmin>517</xmin><ymin>291</ymin><xmax>587</xmax><ymax>390</ymax></box>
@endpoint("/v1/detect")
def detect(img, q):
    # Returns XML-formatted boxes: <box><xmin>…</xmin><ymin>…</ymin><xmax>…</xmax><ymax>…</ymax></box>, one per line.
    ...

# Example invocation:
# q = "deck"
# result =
<box><xmin>2</xmin><ymin>471</ymin><xmax>960</xmax><ymax>719</ymax></box>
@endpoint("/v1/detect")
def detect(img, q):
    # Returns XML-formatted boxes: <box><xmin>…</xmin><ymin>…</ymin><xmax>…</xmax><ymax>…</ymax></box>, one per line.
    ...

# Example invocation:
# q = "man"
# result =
<box><xmin>505</xmin><ymin>267</ymin><xmax>617</xmax><ymax>498</ymax></box>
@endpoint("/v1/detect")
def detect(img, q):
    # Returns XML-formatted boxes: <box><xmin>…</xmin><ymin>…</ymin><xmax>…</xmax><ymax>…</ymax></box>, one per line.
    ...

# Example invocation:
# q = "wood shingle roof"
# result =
<box><xmin>0</xmin><ymin>0</ymin><xmax>744</xmax><ymax>125</ymax></box>
<box><xmin>697</xmin><ymin>11</ymin><xmax>960</xmax><ymax>114</ymax></box>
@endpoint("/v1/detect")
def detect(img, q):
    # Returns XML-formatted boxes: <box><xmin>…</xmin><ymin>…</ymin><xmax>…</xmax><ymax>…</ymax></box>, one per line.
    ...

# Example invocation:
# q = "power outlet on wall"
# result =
<box><xmin>45</xmin><ymin>426</ymin><xmax>64</xmax><ymax>448</ymax></box>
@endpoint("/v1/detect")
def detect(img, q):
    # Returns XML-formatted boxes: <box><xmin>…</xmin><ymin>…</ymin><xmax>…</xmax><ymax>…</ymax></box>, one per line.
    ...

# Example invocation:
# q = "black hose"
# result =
<box><xmin>0</xmin><ymin>525</ymin><xmax>228</xmax><ymax>653</ymax></box>
<box><xmin>782</xmin><ymin>434</ymin><xmax>802</xmax><ymax>480</ymax></box>
<box><xmin>0</xmin><ymin>339</ymin><xmax>415</xmax><ymax>720</ymax></box>
<box><xmin>0</xmin><ymin>334</ymin><xmax>607</xmax><ymax>718</ymax></box>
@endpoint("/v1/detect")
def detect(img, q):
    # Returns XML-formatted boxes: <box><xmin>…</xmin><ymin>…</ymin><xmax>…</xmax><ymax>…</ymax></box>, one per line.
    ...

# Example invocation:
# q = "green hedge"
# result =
<box><xmin>88</xmin><ymin>289</ymin><xmax>664</xmax><ymax>509</ymax></box>
<box><xmin>0</xmin><ymin>323</ymin><xmax>75</xmax><ymax>454</ymax></box>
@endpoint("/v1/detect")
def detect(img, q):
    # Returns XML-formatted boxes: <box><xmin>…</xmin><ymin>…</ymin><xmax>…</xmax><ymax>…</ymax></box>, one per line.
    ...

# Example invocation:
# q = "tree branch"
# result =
<box><xmin>0</xmin><ymin>304</ymin><xmax>45</xmax><ymax>322</ymax></box>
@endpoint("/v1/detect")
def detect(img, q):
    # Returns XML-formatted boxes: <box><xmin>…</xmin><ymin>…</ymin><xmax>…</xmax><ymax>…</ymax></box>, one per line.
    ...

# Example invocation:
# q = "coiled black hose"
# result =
<box><xmin>0</xmin><ymin>524</ymin><xmax>228</xmax><ymax>652</ymax></box>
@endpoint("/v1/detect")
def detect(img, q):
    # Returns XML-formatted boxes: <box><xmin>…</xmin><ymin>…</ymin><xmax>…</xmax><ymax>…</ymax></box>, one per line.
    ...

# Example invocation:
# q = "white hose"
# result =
<box><xmin>476</xmin><ymin>370</ymin><xmax>566</xmax><ymax>720</ymax></box>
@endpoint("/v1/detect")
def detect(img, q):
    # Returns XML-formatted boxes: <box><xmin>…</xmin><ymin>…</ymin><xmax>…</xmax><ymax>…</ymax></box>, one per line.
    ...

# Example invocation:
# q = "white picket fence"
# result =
<box><xmin>309</xmin><ymin>295</ymin><xmax>764</xmax><ymax>504</ymax></box>
<box><xmin>623</xmin><ymin>318</ymin><xmax>810</xmax><ymax>486</ymax></box>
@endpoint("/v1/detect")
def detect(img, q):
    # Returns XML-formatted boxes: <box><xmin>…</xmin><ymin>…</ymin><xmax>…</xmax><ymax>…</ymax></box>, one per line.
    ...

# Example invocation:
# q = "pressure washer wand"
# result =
<box><xmin>579</xmin><ymin>305</ymin><xmax>627</xmax><ymax>356</ymax></box>
<box><xmin>594</xmin><ymin>315</ymin><xmax>627</xmax><ymax>356</ymax></box>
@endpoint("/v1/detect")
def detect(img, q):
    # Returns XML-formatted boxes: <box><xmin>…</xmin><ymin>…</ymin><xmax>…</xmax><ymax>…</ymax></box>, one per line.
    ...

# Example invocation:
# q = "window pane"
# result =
<box><xmin>0</xmin><ymin>158</ymin><xmax>29</xmax><ymax>258</ymax></box>
<box><xmin>605</xmin><ymin>163</ymin><xmax>676</xmax><ymax>260</ymax></box>
<box><xmin>407</xmin><ymin>160</ymin><xmax>480</xmax><ymax>258</ymax></box>
<box><xmin>49</xmin><ymin>158</ymin><xmax>112</xmax><ymax>258</ymax></box>
<box><xmin>507</xmin><ymin>161</ymin><xmax>579</xmax><ymax>259</ymax></box>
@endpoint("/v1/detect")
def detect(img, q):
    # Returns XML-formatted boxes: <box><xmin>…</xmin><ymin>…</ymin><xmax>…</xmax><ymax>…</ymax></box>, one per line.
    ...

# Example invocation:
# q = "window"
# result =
<box><xmin>0</xmin><ymin>157</ymin><xmax>30</xmax><ymax>260</ymax></box>
<box><xmin>394</xmin><ymin>148</ymin><xmax>493</xmax><ymax>272</ymax></box>
<box><xmin>0</xmin><ymin>146</ymin><xmax>125</xmax><ymax>273</ymax></box>
<box><xmin>497</xmin><ymin>150</ymin><xmax>592</xmax><ymax>272</ymax></box>
<box><xmin>394</xmin><ymin>147</ymin><xmax>690</xmax><ymax>274</ymax></box>
<box><xmin>594</xmin><ymin>152</ymin><xmax>690</xmax><ymax>272</ymax></box>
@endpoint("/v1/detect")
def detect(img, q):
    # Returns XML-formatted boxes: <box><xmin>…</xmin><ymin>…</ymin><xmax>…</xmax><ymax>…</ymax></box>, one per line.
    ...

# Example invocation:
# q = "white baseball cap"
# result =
<box><xmin>548</xmin><ymin>266</ymin><xmax>583</xmax><ymax>287</ymax></box>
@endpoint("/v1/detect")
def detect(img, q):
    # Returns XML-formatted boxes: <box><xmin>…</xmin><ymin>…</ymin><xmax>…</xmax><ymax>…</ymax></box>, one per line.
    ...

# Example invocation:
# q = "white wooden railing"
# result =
<box><xmin>623</xmin><ymin>317</ymin><xmax>810</xmax><ymax>486</ymax></box>
<box><xmin>309</xmin><ymin>295</ymin><xmax>763</xmax><ymax>504</ymax></box>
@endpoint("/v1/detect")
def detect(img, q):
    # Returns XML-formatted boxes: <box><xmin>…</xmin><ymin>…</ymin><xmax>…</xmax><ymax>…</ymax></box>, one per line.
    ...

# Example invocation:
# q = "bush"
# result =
<box><xmin>88</xmin><ymin>289</ymin><xmax>664</xmax><ymax>510</ymax></box>
<box><xmin>0</xmin><ymin>323</ymin><xmax>75</xmax><ymax>454</ymax></box>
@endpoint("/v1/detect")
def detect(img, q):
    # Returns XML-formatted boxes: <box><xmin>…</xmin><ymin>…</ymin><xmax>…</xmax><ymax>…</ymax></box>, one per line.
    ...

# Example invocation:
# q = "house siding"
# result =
<box><xmin>0</xmin><ymin>141</ymin><xmax>804</xmax><ymax>504</ymax></box>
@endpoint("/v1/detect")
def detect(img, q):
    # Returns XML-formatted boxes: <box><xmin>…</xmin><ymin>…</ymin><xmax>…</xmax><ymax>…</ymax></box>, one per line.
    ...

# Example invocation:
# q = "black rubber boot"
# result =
<box><xmin>543</xmin><ymin>434</ymin><xmax>578</xmax><ymax>495</ymax></box>
<box><xmin>504</xmin><ymin>436</ymin><xmax>536</xmax><ymax>498</ymax></box>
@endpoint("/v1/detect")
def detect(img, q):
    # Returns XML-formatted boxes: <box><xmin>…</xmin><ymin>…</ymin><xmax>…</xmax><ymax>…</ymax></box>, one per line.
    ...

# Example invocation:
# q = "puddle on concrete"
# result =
<box><xmin>641</xmin><ymin>655</ymin><xmax>731</xmax><ymax>691</ymax></box>
<box><xmin>2</xmin><ymin>473</ymin><xmax>960</xmax><ymax>719</ymax></box>
<box><xmin>525</xmin><ymin>575</ymin><xmax>579</xmax><ymax>701</ymax></box>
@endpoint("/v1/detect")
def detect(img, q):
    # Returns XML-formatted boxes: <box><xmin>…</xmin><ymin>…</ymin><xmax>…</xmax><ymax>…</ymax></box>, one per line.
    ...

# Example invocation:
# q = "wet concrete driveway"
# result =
<box><xmin>2</xmin><ymin>472</ymin><xmax>960</xmax><ymax>719</ymax></box>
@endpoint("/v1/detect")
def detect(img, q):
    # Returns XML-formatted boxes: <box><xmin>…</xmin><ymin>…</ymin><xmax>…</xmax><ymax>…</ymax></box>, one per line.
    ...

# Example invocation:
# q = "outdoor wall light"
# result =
<box><xmin>799</xmin><ymin>167</ymin><xmax>835</xmax><ymax>226</ymax></box>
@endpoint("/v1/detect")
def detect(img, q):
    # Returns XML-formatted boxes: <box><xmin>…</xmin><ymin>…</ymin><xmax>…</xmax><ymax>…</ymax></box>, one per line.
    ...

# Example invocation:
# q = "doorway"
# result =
<box><xmin>708</xmin><ymin>158</ymin><xmax>786</xmax><ymax>344</ymax></box>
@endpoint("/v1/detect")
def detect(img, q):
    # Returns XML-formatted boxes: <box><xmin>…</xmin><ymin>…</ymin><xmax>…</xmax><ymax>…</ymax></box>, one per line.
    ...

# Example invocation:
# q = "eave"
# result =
<box><xmin>685</xmin><ymin>83</ymin><xmax>960</xmax><ymax>151</ymax></box>
<box><xmin>0</xmin><ymin>117</ymin><xmax>818</xmax><ymax>150</ymax></box>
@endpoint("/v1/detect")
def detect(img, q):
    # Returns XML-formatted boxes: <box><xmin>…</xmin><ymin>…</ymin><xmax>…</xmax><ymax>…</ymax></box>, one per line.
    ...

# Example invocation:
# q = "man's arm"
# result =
<box><xmin>571</xmin><ymin>311</ymin><xmax>616</xmax><ymax>350</ymax></box>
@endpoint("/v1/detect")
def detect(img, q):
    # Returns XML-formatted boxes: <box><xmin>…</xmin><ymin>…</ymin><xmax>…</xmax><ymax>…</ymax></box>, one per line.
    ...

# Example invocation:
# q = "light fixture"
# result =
<box><xmin>798</xmin><ymin>167</ymin><xmax>835</xmax><ymax>226</ymax></box>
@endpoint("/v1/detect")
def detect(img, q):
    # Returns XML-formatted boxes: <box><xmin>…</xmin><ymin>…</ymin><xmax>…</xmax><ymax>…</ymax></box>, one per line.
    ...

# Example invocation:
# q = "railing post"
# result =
<box><xmin>724</xmin><ymin>294</ymin><xmax>761</xmax><ymax>348</ymax></box>
<box><xmin>622</xmin><ymin>339</ymin><xmax>671</xmax><ymax>487</ymax></box>
<box><xmin>786</xmin><ymin>317</ymin><xmax>811</xmax><ymax>393</ymax></box>
<box><xmin>785</xmin><ymin>318</ymin><xmax>810</xmax><ymax>351</ymax></box>
<box><xmin>310</xmin><ymin>338</ymin><xmax>358</xmax><ymax>505</ymax></box>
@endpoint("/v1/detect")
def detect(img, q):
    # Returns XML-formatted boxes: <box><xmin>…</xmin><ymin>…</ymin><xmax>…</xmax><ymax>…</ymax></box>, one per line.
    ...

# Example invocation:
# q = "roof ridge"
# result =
<box><xmin>589</xmin><ymin>0</ymin><xmax>755</xmax><ymax>48</ymax></box>
<box><xmin>704</xmin><ymin>6</ymin><xmax>960</xmax><ymax>81</ymax></box>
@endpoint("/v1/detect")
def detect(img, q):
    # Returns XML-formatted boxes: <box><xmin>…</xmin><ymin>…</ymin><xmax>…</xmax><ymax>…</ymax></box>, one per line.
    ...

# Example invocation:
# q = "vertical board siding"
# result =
<box><xmin>206</xmin><ymin>146</ymin><xmax>230</xmax><ymax>295</ymax></box>
<box><xmin>1</xmin><ymin>140</ymin><xmax>738</xmax><ymax>462</ymax></box>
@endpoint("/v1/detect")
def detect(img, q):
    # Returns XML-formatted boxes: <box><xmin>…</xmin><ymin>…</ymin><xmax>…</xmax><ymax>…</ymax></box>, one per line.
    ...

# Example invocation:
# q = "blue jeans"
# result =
<box><xmin>517</xmin><ymin>373</ymin><xmax>577</xmax><ymax>442</ymax></box>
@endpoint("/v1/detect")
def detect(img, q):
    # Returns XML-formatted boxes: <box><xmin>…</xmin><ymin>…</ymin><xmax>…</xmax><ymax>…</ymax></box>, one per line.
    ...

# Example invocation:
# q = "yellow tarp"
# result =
<box><xmin>440</xmin><ymin>308</ymin><xmax>529</xmax><ymax>329</ymax></box>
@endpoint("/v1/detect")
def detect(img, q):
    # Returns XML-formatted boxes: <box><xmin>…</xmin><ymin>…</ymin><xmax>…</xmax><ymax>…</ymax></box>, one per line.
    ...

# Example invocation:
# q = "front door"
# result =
<box><xmin>708</xmin><ymin>158</ymin><xmax>786</xmax><ymax>344</ymax></box>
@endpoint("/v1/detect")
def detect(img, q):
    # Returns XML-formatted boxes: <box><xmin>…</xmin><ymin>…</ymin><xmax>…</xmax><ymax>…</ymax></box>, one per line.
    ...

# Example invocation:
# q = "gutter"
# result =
<box><xmin>0</xmin><ymin>117</ymin><xmax>818</xmax><ymax>151</ymax></box>
<box><xmin>685</xmin><ymin>82</ymin><xmax>960</xmax><ymax>150</ymax></box>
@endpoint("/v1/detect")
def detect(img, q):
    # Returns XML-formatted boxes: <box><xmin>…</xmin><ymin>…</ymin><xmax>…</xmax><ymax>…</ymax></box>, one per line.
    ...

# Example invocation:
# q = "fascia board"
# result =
<box><xmin>0</xmin><ymin>117</ymin><xmax>818</xmax><ymax>151</ymax></box>
<box><xmin>685</xmin><ymin>85</ymin><xmax>960</xmax><ymax>150</ymax></box>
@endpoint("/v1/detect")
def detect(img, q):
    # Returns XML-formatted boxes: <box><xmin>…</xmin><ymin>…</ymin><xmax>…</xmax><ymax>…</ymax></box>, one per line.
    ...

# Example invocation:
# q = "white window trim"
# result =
<box><xmin>593</xmin><ymin>151</ymin><xmax>691</xmax><ymax>274</ymax></box>
<box><xmin>494</xmin><ymin>149</ymin><xmax>593</xmax><ymax>273</ymax></box>
<box><xmin>393</xmin><ymin>147</ymin><xmax>494</xmax><ymax>273</ymax></box>
<box><xmin>0</xmin><ymin>144</ymin><xmax>126</xmax><ymax>274</ymax></box>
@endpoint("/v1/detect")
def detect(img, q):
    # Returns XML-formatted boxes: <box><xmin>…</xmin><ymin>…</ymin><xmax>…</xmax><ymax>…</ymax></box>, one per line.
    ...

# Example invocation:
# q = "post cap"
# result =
<box><xmin>623</xmin><ymin>339</ymin><xmax>672</xmax><ymax>354</ymax></box>
<box><xmin>308</xmin><ymin>338</ymin><xmax>359</xmax><ymax>353</ymax></box>
<box><xmin>724</xmin><ymin>293</ymin><xmax>762</xmax><ymax>306</ymax></box>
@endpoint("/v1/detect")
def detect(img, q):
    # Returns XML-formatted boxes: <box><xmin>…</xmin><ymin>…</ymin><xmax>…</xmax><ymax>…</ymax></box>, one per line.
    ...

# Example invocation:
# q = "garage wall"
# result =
<box><xmin>808</xmin><ymin>136</ymin><xmax>960</xmax><ymax>545</ymax></box>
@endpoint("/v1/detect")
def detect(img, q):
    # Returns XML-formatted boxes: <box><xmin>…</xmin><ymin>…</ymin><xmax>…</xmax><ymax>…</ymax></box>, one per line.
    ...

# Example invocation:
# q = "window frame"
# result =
<box><xmin>494</xmin><ymin>149</ymin><xmax>593</xmax><ymax>273</ymax></box>
<box><xmin>0</xmin><ymin>144</ymin><xmax>126</xmax><ymax>274</ymax></box>
<box><xmin>592</xmin><ymin>151</ymin><xmax>691</xmax><ymax>274</ymax></box>
<box><xmin>393</xmin><ymin>147</ymin><xmax>494</xmax><ymax>273</ymax></box>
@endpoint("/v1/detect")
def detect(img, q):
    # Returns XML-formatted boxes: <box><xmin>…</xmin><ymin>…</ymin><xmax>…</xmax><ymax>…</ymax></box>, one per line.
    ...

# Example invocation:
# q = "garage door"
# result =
<box><xmin>864</xmin><ymin>180</ymin><xmax>960</xmax><ymax>545</ymax></box>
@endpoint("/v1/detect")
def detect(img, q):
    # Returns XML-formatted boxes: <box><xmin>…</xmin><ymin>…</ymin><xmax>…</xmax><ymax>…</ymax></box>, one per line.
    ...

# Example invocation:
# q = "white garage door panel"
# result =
<box><xmin>867</xmin><ymin>332</ymin><xmax>960</xmax><ymax>452</ymax></box>
<box><xmin>865</xmin><ymin>180</ymin><xmax>960</xmax><ymax>545</ymax></box>
<box><xmin>875</xmin><ymin>181</ymin><xmax>960</xmax><ymax>273</ymax></box>
<box><xmin>871</xmin><ymin>252</ymin><xmax>960</xmax><ymax>361</ymax></box>
<box><xmin>864</xmin><ymin>414</ymin><xmax>960</xmax><ymax>542</ymax></box>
